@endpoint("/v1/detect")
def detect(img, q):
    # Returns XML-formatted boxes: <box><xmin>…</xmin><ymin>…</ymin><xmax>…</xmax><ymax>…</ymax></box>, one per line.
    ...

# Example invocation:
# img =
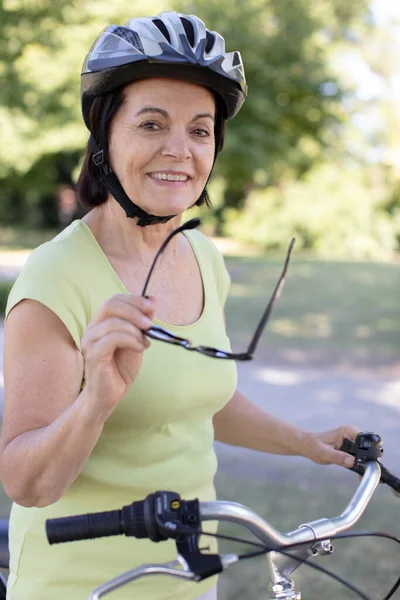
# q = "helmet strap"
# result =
<box><xmin>89</xmin><ymin>135</ymin><xmax>175</xmax><ymax>226</ymax></box>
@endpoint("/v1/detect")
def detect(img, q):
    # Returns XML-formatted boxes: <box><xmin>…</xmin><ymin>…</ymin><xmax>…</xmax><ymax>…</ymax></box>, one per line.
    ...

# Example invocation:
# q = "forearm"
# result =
<box><xmin>213</xmin><ymin>389</ymin><xmax>308</xmax><ymax>456</ymax></box>
<box><xmin>0</xmin><ymin>388</ymin><xmax>105</xmax><ymax>508</ymax></box>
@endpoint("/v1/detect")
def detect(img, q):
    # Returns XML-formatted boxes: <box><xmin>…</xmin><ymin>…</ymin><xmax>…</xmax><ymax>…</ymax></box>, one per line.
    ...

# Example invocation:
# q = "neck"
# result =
<box><xmin>82</xmin><ymin>199</ymin><xmax>184</xmax><ymax>266</ymax></box>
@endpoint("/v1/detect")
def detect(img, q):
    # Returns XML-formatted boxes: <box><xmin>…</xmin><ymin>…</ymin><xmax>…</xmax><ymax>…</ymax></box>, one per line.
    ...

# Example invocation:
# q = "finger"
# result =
<box><xmin>323</xmin><ymin>447</ymin><xmax>355</xmax><ymax>469</ymax></box>
<box><xmin>93</xmin><ymin>295</ymin><xmax>156</xmax><ymax>325</ymax></box>
<box><xmin>339</xmin><ymin>425</ymin><xmax>360</xmax><ymax>441</ymax></box>
<box><xmin>86</xmin><ymin>331</ymin><xmax>149</xmax><ymax>361</ymax></box>
<box><xmin>83</xmin><ymin>317</ymin><xmax>150</xmax><ymax>350</ymax></box>
<box><xmin>89</xmin><ymin>301</ymin><xmax>154</xmax><ymax>332</ymax></box>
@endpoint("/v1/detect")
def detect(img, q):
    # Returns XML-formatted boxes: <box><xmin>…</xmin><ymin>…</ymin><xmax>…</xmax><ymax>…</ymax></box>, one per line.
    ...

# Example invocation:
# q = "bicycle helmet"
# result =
<box><xmin>80</xmin><ymin>11</ymin><xmax>247</xmax><ymax>226</ymax></box>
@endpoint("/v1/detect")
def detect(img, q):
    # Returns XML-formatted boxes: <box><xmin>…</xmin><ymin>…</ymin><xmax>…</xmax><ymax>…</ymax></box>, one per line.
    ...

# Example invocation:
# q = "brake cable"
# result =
<box><xmin>201</xmin><ymin>528</ymin><xmax>400</xmax><ymax>600</ymax></box>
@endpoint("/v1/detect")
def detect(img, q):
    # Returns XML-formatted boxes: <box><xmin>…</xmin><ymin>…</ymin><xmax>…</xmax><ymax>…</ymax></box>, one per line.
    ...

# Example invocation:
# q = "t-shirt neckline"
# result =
<box><xmin>78</xmin><ymin>219</ymin><xmax>207</xmax><ymax>331</ymax></box>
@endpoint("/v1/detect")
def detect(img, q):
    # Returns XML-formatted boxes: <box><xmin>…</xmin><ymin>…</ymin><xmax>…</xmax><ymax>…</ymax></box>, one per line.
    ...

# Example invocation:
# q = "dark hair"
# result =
<box><xmin>76</xmin><ymin>83</ymin><xmax>226</xmax><ymax>211</ymax></box>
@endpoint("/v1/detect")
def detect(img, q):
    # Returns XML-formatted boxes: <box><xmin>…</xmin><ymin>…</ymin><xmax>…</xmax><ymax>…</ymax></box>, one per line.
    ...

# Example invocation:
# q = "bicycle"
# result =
<box><xmin>40</xmin><ymin>432</ymin><xmax>399</xmax><ymax>600</ymax></box>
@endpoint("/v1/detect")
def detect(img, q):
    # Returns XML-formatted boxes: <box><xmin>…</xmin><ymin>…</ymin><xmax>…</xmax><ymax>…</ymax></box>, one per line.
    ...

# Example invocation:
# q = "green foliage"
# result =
<box><xmin>0</xmin><ymin>280</ymin><xmax>13</xmax><ymax>316</ymax></box>
<box><xmin>0</xmin><ymin>0</ymin><xmax>169</xmax><ymax>225</ymax></box>
<box><xmin>224</xmin><ymin>163</ymin><xmax>399</xmax><ymax>259</ymax></box>
<box><xmin>1</xmin><ymin>0</ymin><xmax>398</xmax><ymax>260</ymax></box>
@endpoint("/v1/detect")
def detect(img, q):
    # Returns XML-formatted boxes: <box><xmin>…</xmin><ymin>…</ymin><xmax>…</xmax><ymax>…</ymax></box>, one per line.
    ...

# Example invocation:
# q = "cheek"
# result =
<box><xmin>199</xmin><ymin>145</ymin><xmax>216</xmax><ymax>177</ymax></box>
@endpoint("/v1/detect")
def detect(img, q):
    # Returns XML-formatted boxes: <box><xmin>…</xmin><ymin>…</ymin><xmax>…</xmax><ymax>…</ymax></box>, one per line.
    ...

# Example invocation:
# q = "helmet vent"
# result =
<box><xmin>232</xmin><ymin>52</ymin><xmax>241</xmax><ymax>66</ymax></box>
<box><xmin>180</xmin><ymin>17</ymin><xmax>195</xmax><ymax>47</ymax></box>
<box><xmin>205</xmin><ymin>31</ymin><xmax>215</xmax><ymax>53</ymax></box>
<box><xmin>153</xmin><ymin>19</ymin><xmax>171</xmax><ymax>43</ymax></box>
<box><xmin>114</xmin><ymin>27</ymin><xmax>144</xmax><ymax>53</ymax></box>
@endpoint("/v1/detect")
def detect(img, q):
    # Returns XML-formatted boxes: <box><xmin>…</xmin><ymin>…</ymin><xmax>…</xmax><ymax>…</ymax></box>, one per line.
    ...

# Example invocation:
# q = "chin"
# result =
<box><xmin>141</xmin><ymin>201</ymin><xmax>197</xmax><ymax>217</ymax></box>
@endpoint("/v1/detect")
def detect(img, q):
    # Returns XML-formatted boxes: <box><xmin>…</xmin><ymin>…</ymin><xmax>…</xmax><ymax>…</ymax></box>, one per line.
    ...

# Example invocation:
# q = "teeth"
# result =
<box><xmin>150</xmin><ymin>172</ymin><xmax>188</xmax><ymax>182</ymax></box>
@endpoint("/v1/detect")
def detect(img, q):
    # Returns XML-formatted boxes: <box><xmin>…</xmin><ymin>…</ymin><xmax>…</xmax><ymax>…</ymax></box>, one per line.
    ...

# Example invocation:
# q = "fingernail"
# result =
<box><xmin>143</xmin><ymin>297</ymin><xmax>152</xmax><ymax>308</ymax></box>
<box><xmin>345</xmin><ymin>457</ymin><xmax>354</xmax><ymax>468</ymax></box>
<box><xmin>142</xmin><ymin>317</ymin><xmax>153</xmax><ymax>329</ymax></box>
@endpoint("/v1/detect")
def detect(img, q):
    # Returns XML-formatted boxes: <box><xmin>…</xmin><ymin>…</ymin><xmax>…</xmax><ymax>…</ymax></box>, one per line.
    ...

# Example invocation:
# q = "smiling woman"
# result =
<box><xmin>0</xmin><ymin>10</ymin><xmax>361</xmax><ymax>600</ymax></box>
<box><xmin>104</xmin><ymin>78</ymin><xmax>217</xmax><ymax>218</ymax></box>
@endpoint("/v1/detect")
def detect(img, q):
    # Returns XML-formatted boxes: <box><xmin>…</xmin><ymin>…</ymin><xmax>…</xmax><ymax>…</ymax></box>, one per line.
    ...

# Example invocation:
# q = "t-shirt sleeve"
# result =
<box><xmin>5</xmin><ymin>242</ymin><xmax>88</xmax><ymax>351</ymax></box>
<box><xmin>216</xmin><ymin>252</ymin><xmax>231</xmax><ymax>308</ymax></box>
<box><xmin>196</xmin><ymin>233</ymin><xmax>231</xmax><ymax>308</ymax></box>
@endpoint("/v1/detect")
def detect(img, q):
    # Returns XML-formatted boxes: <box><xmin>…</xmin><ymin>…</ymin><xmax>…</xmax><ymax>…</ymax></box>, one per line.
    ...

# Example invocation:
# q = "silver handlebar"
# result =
<box><xmin>201</xmin><ymin>461</ymin><xmax>381</xmax><ymax>545</ymax></box>
<box><xmin>89</xmin><ymin>462</ymin><xmax>382</xmax><ymax>599</ymax></box>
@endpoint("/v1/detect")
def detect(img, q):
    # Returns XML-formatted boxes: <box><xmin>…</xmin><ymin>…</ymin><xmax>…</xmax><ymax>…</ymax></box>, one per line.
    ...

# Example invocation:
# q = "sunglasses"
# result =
<box><xmin>141</xmin><ymin>218</ymin><xmax>295</xmax><ymax>360</ymax></box>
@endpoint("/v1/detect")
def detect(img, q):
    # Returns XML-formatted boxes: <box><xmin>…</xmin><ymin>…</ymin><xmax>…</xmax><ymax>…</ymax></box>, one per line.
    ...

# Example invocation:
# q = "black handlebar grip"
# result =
<box><xmin>46</xmin><ymin>509</ymin><xmax>122</xmax><ymax>545</ymax></box>
<box><xmin>380</xmin><ymin>465</ymin><xmax>400</xmax><ymax>496</ymax></box>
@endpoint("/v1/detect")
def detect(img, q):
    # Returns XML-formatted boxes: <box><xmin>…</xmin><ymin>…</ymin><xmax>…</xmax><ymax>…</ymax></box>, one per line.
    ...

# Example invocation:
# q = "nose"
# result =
<box><xmin>160</xmin><ymin>127</ymin><xmax>191</xmax><ymax>161</ymax></box>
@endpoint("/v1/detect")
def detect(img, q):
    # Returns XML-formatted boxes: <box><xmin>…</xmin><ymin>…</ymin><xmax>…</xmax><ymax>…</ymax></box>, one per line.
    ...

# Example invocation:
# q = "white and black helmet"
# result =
<box><xmin>81</xmin><ymin>11</ymin><xmax>247</xmax><ymax>127</ymax></box>
<box><xmin>80</xmin><ymin>12</ymin><xmax>247</xmax><ymax>227</ymax></box>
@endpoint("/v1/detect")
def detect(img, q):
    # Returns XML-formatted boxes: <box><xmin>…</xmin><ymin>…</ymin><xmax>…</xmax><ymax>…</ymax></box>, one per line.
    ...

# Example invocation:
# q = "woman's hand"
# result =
<box><xmin>81</xmin><ymin>294</ymin><xmax>155</xmax><ymax>422</ymax></box>
<box><xmin>302</xmin><ymin>425</ymin><xmax>360</xmax><ymax>469</ymax></box>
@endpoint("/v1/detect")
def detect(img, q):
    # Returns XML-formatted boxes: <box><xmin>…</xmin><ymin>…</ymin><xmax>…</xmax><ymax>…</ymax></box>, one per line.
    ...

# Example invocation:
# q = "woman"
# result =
<box><xmin>0</xmin><ymin>11</ymin><xmax>358</xmax><ymax>600</ymax></box>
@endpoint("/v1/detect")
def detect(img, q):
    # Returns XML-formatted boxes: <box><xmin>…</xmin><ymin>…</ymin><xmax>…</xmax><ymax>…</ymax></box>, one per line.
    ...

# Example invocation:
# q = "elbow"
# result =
<box><xmin>0</xmin><ymin>452</ymin><xmax>59</xmax><ymax>508</ymax></box>
<box><xmin>1</xmin><ymin>476</ymin><xmax>57</xmax><ymax>508</ymax></box>
<box><xmin>0</xmin><ymin>474</ymin><xmax>36</xmax><ymax>508</ymax></box>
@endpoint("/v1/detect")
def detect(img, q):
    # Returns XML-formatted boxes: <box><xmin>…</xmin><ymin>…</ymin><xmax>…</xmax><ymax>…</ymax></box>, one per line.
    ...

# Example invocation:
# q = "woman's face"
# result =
<box><xmin>108</xmin><ymin>77</ymin><xmax>216</xmax><ymax>217</ymax></box>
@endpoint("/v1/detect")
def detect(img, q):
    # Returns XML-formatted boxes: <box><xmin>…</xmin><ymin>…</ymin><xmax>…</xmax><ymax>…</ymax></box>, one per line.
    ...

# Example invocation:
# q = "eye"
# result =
<box><xmin>140</xmin><ymin>121</ymin><xmax>160</xmax><ymax>131</ymax></box>
<box><xmin>193</xmin><ymin>128</ymin><xmax>211</xmax><ymax>137</ymax></box>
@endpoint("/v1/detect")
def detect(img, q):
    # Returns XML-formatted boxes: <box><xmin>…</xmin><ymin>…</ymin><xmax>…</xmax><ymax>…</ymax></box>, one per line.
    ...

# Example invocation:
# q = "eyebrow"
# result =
<box><xmin>134</xmin><ymin>106</ymin><xmax>215</xmax><ymax>122</ymax></box>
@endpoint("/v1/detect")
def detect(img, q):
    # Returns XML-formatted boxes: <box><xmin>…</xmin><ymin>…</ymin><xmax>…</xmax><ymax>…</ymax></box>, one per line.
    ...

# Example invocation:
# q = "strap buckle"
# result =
<box><xmin>92</xmin><ymin>150</ymin><xmax>105</xmax><ymax>167</ymax></box>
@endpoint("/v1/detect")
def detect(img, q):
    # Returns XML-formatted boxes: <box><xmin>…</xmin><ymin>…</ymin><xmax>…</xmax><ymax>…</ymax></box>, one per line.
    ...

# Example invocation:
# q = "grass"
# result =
<box><xmin>0</xmin><ymin>227</ymin><xmax>56</xmax><ymax>251</ymax></box>
<box><xmin>0</xmin><ymin>282</ymin><xmax>12</xmax><ymax>316</ymax></box>
<box><xmin>224</xmin><ymin>254</ymin><xmax>400</xmax><ymax>370</ymax></box>
<box><xmin>0</xmin><ymin>239</ymin><xmax>399</xmax><ymax>371</ymax></box>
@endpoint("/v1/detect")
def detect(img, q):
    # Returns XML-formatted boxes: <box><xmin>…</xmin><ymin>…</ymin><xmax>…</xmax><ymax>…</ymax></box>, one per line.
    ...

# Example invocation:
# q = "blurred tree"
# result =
<box><xmin>174</xmin><ymin>0</ymin><xmax>371</xmax><ymax>232</ymax></box>
<box><xmin>2</xmin><ymin>0</ymin><xmax>390</xmax><ymax>248</ymax></box>
<box><xmin>223</xmin><ymin>161</ymin><xmax>397</xmax><ymax>259</ymax></box>
<box><xmin>0</xmin><ymin>0</ymin><xmax>166</xmax><ymax>226</ymax></box>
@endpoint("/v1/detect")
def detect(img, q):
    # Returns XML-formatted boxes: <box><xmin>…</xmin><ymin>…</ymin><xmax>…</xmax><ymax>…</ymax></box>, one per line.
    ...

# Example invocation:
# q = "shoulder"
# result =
<box><xmin>24</xmin><ymin>220</ymin><xmax>91</xmax><ymax>270</ymax></box>
<box><xmin>5</xmin><ymin>221</ymin><xmax>92</xmax><ymax>348</ymax></box>
<box><xmin>184</xmin><ymin>228</ymin><xmax>224</xmax><ymax>265</ymax></box>
<box><xmin>185</xmin><ymin>229</ymin><xmax>231</xmax><ymax>307</ymax></box>
<box><xmin>9</xmin><ymin>220</ymin><xmax>96</xmax><ymax>289</ymax></box>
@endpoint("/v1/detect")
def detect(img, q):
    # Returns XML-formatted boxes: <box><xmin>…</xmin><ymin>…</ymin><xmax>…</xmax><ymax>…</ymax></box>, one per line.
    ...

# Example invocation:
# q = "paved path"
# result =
<box><xmin>217</xmin><ymin>360</ymin><xmax>400</xmax><ymax>474</ymax></box>
<box><xmin>0</xmin><ymin>251</ymin><xmax>29</xmax><ymax>281</ymax></box>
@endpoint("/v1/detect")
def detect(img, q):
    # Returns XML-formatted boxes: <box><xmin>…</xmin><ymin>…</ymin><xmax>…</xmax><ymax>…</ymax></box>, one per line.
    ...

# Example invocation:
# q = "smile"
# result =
<box><xmin>148</xmin><ymin>172</ymin><xmax>190</xmax><ymax>182</ymax></box>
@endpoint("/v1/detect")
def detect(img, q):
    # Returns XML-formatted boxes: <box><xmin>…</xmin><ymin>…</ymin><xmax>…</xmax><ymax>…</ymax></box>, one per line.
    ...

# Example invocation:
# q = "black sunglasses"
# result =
<box><xmin>141</xmin><ymin>218</ymin><xmax>295</xmax><ymax>360</ymax></box>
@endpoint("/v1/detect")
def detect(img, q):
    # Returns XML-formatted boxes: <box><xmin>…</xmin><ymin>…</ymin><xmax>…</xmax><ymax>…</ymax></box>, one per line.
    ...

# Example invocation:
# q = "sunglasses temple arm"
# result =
<box><xmin>141</xmin><ymin>219</ymin><xmax>200</xmax><ymax>297</ymax></box>
<box><xmin>245</xmin><ymin>238</ymin><xmax>295</xmax><ymax>357</ymax></box>
<box><xmin>141</xmin><ymin>233</ymin><xmax>174</xmax><ymax>297</ymax></box>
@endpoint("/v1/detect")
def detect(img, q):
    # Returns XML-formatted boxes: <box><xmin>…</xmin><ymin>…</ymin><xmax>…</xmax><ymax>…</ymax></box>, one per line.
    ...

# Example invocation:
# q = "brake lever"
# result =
<box><xmin>340</xmin><ymin>432</ymin><xmax>400</xmax><ymax>497</ymax></box>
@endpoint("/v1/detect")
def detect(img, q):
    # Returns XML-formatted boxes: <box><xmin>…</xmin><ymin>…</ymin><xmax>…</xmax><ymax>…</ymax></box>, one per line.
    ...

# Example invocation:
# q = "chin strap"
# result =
<box><xmin>89</xmin><ymin>134</ymin><xmax>177</xmax><ymax>227</ymax></box>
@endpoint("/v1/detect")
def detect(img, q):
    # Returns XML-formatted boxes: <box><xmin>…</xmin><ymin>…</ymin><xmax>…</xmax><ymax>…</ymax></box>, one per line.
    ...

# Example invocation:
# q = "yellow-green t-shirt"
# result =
<box><xmin>5</xmin><ymin>220</ymin><xmax>237</xmax><ymax>600</ymax></box>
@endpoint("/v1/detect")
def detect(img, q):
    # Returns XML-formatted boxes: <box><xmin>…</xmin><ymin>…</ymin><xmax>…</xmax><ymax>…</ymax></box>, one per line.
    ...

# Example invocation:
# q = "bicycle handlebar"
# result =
<box><xmin>45</xmin><ymin>432</ymin><xmax>399</xmax><ymax>547</ymax></box>
<box><xmin>45</xmin><ymin>432</ymin><xmax>400</xmax><ymax>599</ymax></box>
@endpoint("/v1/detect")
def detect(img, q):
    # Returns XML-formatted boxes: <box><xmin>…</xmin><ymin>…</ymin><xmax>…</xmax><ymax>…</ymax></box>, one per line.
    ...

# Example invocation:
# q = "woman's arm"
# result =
<box><xmin>0</xmin><ymin>300</ymin><xmax>105</xmax><ymax>508</ymax></box>
<box><xmin>213</xmin><ymin>388</ymin><xmax>357</xmax><ymax>468</ymax></box>
<box><xmin>0</xmin><ymin>294</ymin><xmax>155</xmax><ymax>508</ymax></box>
